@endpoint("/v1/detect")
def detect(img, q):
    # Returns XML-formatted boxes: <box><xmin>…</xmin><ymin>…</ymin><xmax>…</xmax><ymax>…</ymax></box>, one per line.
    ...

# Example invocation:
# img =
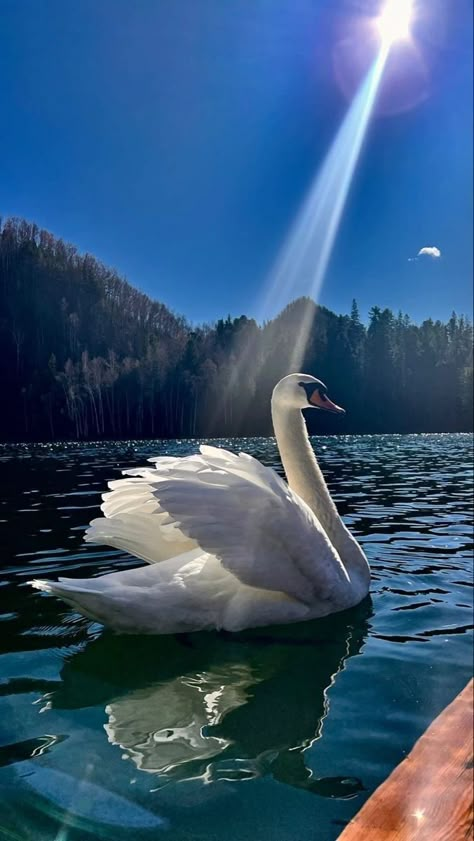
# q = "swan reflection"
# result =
<box><xmin>104</xmin><ymin>664</ymin><xmax>252</xmax><ymax>777</ymax></box>
<box><xmin>55</xmin><ymin>601</ymin><xmax>371</xmax><ymax>795</ymax></box>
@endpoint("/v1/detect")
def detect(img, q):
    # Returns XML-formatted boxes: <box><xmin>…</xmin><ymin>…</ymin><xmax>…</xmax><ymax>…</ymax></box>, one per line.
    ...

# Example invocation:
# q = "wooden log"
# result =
<box><xmin>338</xmin><ymin>679</ymin><xmax>473</xmax><ymax>841</ymax></box>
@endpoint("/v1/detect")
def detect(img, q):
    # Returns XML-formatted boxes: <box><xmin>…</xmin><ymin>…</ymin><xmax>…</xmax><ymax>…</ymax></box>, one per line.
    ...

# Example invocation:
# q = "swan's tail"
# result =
<box><xmin>29</xmin><ymin>577</ymin><xmax>111</xmax><ymax>624</ymax></box>
<box><xmin>28</xmin><ymin>547</ymin><xmax>210</xmax><ymax>633</ymax></box>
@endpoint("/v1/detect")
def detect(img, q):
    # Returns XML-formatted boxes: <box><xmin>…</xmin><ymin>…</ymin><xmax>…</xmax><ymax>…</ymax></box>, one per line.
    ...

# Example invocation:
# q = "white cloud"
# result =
<box><xmin>418</xmin><ymin>246</ymin><xmax>441</xmax><ymax>258</ymax></box>
<box><xmin>408</xmin><ymin>245</ymin><xmax>442</xmax><ymax>262</ymax></box>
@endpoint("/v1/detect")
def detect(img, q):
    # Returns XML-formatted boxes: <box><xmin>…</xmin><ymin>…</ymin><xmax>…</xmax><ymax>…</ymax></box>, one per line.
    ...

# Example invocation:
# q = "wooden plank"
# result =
<box><xmin>338</xmin><ymin>679</ymin><xmax>473</xmax><ymax>841</ymax></box>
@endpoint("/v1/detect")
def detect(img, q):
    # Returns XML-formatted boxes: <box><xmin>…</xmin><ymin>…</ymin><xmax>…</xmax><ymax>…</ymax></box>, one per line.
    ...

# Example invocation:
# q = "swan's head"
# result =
<box><xmin>272</xmin><ymin>373</ymin><xmax>345</xmax><ymax>414</ymax></box>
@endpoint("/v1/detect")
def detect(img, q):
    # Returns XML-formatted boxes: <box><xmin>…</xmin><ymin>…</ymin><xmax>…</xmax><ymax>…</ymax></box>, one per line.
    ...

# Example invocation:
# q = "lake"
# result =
<box><xmin>0</xmin><ymin>434</ymin><xmax>472</xmax><ymax>841</ymax></box>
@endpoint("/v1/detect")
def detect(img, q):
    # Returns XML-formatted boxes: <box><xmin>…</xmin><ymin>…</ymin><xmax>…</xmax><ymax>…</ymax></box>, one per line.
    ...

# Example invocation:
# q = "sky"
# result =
<box><xmin>1</xmin><ymin>0</ymin><xmax>472</xmax><ymax>324</ymax></box>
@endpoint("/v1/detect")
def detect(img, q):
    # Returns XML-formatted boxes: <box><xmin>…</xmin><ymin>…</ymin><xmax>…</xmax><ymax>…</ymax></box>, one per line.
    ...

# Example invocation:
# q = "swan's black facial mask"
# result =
<box><xmin>299</xmin><ymin>381</ymin><xmax>326</xmax><ymax>403</ymax></box>
<box><xmin>299</xmin><ymin>382</ymin><xmax>345</xmax><ymax>415</ymax></box>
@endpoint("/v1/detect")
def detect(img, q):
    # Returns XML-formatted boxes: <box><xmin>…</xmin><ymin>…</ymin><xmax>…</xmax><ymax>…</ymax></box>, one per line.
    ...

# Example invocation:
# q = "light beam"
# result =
<box><xmin>261</xmin><ymin>43</ymin><xmax>390</xmax><ymax>372</ymax></box>
<box><xmin>209</xmin><ymin>24</ymin><xmax>397</xmax><ymax>428</ymax></box>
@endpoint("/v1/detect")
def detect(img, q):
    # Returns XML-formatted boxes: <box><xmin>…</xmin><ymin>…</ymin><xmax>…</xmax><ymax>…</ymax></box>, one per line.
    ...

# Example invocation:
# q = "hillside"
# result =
<box><xmin>0</xmin><ymin>217</ymin><xmax>472</xmax><ymax>441</ymax></box>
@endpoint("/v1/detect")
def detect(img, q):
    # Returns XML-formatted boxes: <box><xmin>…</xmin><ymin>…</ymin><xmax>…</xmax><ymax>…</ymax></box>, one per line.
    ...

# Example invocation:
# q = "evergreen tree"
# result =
<box><xmin>0</xmin><ymin>217</ymin><xmax>472</xmax><ymax>440</ymax></box>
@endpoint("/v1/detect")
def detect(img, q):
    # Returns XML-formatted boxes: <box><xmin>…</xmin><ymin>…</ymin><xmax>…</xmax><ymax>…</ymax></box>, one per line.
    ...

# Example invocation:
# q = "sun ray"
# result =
<box><xmin>207</xmin><ymin>30</ymin><xmax>396</xmax><ymax>429</ymax></box>
<box><xmin>260</xmin><ymin>43</ymin><xmax>390</xmax><ymax>372</ymax></box>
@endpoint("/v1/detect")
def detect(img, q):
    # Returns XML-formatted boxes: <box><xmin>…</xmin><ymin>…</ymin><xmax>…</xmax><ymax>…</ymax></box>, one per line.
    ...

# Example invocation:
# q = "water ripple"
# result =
<box><xmin>0</xmin><ymin>433</ymin><xmax>472</xmax><ymax>841</ymax></box>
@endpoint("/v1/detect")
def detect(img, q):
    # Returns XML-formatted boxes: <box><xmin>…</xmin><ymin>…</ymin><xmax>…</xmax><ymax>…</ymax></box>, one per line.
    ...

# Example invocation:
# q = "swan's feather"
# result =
<box><xmin>30</xmin><ymin>374</ymin><xmax>369</xmax><ymax>633</ymax></box>
<box><xmin>30</xmin><ymin>550</ymin><xmax>217</xmax><ymax>632</ymax></box>
<box><xmin>84</xmin><ymin>444</ymin><xmax>351</xmax><ymax>606</ymax></box>
<box><xmin>85</xmin><ymin>513</ymin><xmax>196</xmax><ymax>564</ymax></box>
<box><xmin>30</xmin><ymin>549</ymin><xmax>310</xmax><ymax>633</ymax></box>
<box><xmin>85</xmin><ymin>473</ymin><xmax>196</xmax><ymax>564</ymax></box>
<box><xmin>149</xmin><ymin>445</ymin><xmax>351</xmax><ymax>605</ymax></box>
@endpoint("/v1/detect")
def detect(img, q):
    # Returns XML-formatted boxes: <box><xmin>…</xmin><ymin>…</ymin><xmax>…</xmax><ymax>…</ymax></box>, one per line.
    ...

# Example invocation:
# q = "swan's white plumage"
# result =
<box><xmin>31</xmin><ymin>547</ymin><xmax>309</xmax><ymax>634</ymax></box>
<box><xmin>30</xmin><ymin>374</ymin><xmax>370</xmax><ymax>633</ymax></box>
<box><xmin>84</xmin><ymin>513</ymin><xmax>195</xmax><ymax>565</ymax></box>
<box><xmin>143</xmin><ymin>445</ymin><xmax>350</xmax><ymax>604</ymax></box>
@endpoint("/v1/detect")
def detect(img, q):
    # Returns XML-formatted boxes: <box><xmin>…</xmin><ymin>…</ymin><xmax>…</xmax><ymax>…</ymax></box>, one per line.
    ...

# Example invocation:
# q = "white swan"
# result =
<box><xmin>30</xmin><ymin>374</ymin><xmax>370</xmax><ymax>633</ymax></box>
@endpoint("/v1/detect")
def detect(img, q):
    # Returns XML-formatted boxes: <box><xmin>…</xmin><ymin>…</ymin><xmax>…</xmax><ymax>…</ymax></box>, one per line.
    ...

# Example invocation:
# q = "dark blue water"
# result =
<box><xmin>0</xmin><ymin>434</ymin><xmax>472</xmax><ymax>840</ymax></box>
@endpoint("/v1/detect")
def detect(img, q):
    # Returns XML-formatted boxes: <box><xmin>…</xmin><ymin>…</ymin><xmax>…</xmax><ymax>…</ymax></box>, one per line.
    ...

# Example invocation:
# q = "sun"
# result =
<box><xmin>377</xmin><ymin>0</ymin><xmax>414</xmax><ymax>46</ymax></box>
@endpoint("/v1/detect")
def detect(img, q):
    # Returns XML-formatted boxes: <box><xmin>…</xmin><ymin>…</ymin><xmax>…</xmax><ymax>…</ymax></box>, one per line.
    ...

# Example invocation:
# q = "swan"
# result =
<box><xmin>29</xmin><ymin>374</ymin><xmax>370</xmax><ymax>633</ymax></box>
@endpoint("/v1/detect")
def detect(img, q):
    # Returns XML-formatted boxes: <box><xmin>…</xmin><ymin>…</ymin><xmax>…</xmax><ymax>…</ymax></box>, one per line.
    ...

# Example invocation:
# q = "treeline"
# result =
<box><xmin>0</xmin><ymin>216</ymin><xmax>472</xmax><ymax>441</ymax></box>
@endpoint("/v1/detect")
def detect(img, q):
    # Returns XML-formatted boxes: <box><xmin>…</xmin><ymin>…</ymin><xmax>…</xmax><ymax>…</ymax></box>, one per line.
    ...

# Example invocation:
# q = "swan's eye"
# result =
<box><xmin>299</xmin><ymin>382</ymin><xmax>318</xmax><ymax>403</ymax></box>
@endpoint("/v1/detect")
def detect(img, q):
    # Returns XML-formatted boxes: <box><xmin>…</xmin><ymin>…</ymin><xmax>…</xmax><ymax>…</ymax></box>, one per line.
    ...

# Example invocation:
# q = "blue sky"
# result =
<box><xmin>1</xmin><ymin>0</ymin><xmax>472</xmax><ymax>324</ymax></box>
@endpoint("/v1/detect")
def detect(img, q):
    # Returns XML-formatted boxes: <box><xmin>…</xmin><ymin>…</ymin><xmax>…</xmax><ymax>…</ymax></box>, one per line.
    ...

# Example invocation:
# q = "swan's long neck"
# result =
<box><xmin>271</xmin><ymin>400</ymin><xmax>369</xmax><ymax>581</ymax></box>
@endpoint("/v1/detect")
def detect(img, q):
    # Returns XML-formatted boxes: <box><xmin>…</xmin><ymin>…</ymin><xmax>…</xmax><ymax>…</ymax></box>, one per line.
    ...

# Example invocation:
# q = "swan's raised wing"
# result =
<box><xmin>152</xmin><ymin>445</ymin><xmax>350</xmax><ymax>605</ymax></box>
<box><xmin>84</xmin><ymin>457</ymin><xmax>199</xmax><ymax>563</ymax></box>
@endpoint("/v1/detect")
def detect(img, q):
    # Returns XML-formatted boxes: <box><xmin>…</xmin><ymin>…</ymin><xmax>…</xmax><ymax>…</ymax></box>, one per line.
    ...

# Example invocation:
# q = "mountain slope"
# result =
<box><xmin>0</xmin><ymin>217</ymin><xmax>472</xmax><ymax>440</ymax></box>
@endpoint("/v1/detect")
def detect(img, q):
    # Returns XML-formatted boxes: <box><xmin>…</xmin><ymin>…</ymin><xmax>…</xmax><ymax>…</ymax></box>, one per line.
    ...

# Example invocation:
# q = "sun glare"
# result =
<box><xmin>377</xmin><ymin>0</ymin><xmax>414</xmax><ymax>45</ymax></box>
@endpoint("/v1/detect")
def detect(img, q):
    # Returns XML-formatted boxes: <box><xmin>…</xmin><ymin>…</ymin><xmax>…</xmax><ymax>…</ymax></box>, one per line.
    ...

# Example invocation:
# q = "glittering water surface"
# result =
<box><xmin>0</xmin><ymin>434</ymin><xmax>472</xmax><ymax>841</ymax></box>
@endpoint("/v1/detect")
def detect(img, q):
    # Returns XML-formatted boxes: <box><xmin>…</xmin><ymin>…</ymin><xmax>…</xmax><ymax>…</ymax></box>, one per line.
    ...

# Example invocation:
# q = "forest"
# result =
<box><xmin>0</xmin><ymin>217</ymin><xmax>472</xmax><ymax>441</ymax></box>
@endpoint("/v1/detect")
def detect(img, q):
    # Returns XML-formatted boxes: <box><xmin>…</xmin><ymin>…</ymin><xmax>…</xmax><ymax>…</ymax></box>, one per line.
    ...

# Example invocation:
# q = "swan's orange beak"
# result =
<box><xmin>309</xmin><ymin>390</ymin><xmax>346</xmax><ymax>414</ymax></box>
